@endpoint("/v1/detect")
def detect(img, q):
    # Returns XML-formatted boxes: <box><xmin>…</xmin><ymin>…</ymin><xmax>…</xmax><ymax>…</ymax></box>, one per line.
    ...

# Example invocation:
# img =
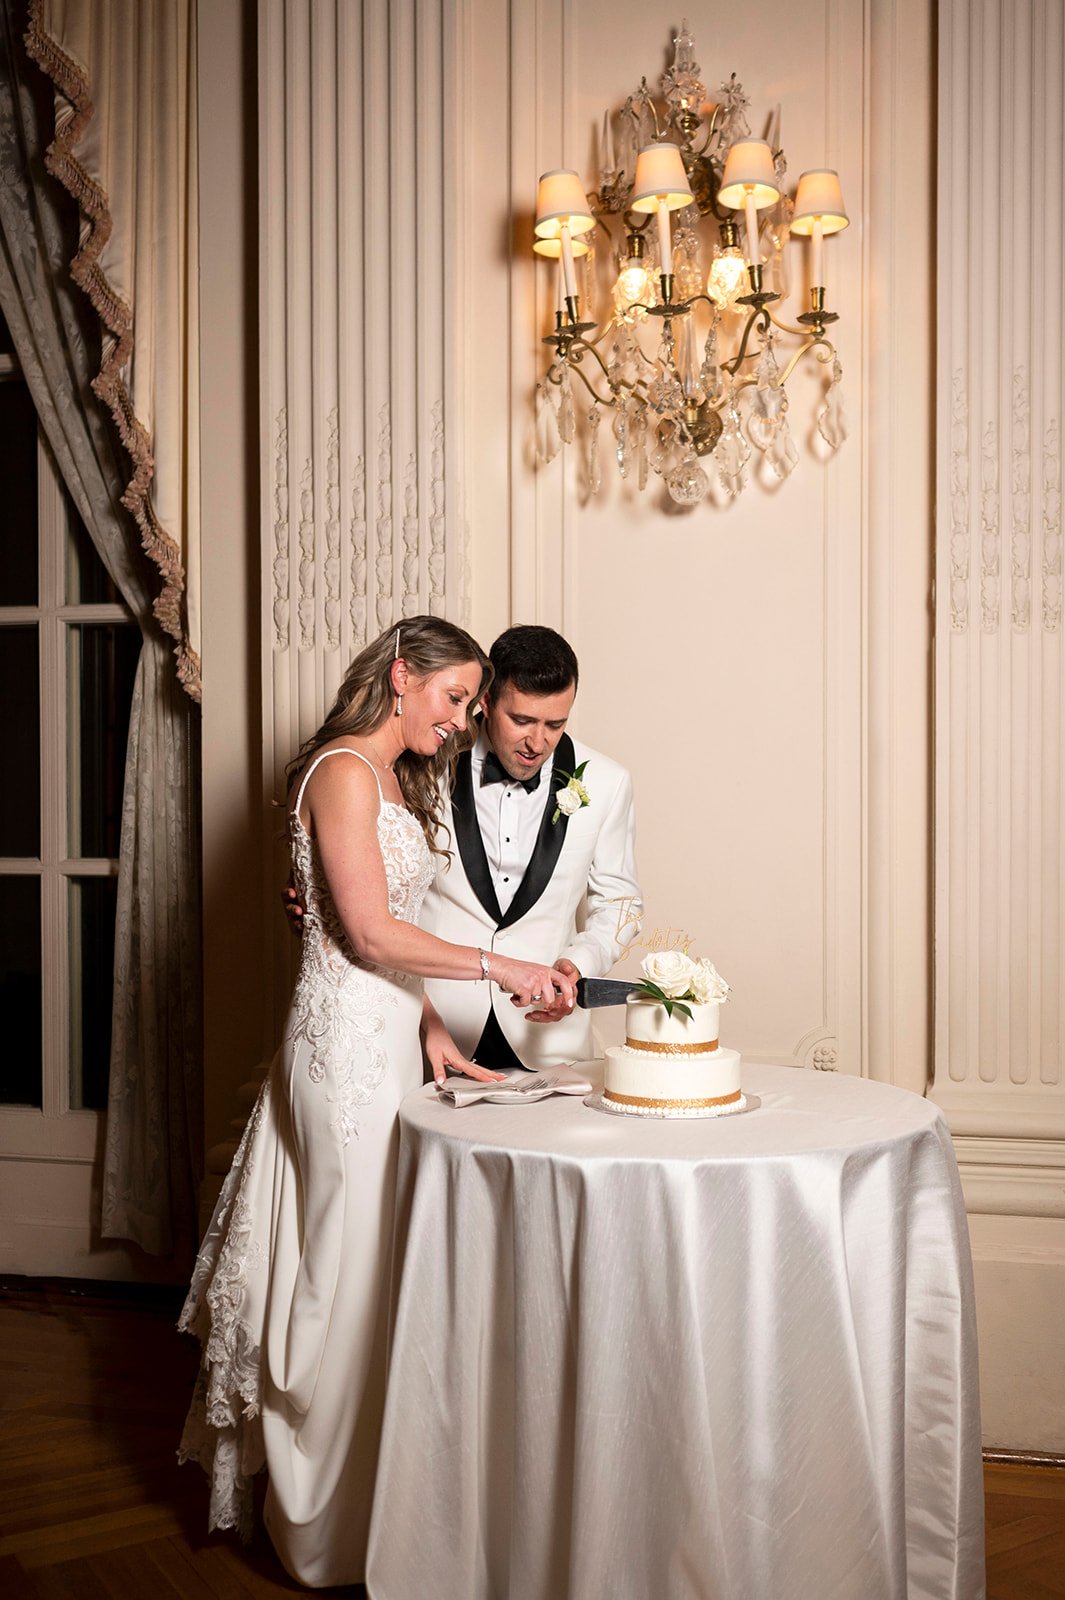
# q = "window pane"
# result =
<box><xmin>0</xmin><ymin>382</ymin><xmax>39</xmax><ymax>605</ymax></box>
<box><xmin>0</xmin><ymin>625</ymin><xmax>40</xmax><ymax>856</ymax></box>
<box><xmin>0</xmin><ymin>876</ymin><xmax>42</xmax><ymax>1107</ymax></box>
<box><xmin>65</xmin><ymin>491</ymin><xmax>122</xmax><ymax>605</ymax></box>
<box><xmin>69</xmin><ymin>875</ymin><xmax>117</xmax><ymax>1111</ymax></box>
<box><xmin>67</xmin><ymin>623</ymin><xmax>140</xmax><ymax>857</ymax></box>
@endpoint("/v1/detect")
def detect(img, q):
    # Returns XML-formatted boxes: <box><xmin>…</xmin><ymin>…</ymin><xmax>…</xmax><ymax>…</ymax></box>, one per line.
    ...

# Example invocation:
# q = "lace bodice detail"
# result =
<box><xmin>285</xmin><ymin>751</ymin><xmax>434</xmax><ymax>1145</ymax></box>
<box><xmin>289</xmin><ymin>798</ymin><xmax>434</xmax><ymax>937</ymax></box>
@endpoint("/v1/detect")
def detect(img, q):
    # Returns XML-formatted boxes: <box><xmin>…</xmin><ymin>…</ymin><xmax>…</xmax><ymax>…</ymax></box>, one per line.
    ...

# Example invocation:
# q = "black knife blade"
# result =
<box><xmin>575</xmin><ymin>977</ymin><xmax>638</xmax><ymax>1009</ymax></box>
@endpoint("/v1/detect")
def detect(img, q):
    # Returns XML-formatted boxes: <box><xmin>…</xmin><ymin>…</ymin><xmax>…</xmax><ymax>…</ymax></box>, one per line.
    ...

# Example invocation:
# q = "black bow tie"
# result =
<box><xmin>480</xmin><ymin>748</ymin><xmax>542</xmax><ymax>793</ymax></box>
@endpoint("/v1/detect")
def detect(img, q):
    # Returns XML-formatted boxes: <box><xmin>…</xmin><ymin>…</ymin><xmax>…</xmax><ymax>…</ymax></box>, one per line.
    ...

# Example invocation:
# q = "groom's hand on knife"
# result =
<box><xmin>524</xmin><ymin>958</ymin><xmax>581</xmax><ymax>1023</ymax></box>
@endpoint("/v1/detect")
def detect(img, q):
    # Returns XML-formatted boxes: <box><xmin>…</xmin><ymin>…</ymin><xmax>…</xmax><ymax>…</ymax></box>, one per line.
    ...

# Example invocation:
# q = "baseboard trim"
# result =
<box><xmin>983</xmin><ymin>1448</ymin><xmax>1065</xmax><ymax>1469</ymax></box>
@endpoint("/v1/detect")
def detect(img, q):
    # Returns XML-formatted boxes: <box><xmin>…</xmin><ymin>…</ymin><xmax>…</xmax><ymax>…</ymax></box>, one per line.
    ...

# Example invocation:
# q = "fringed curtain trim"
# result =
<box><xmin>24</xmin><ymin>0</ymin><xmax>201</xmax><ymax>701</ymax></box>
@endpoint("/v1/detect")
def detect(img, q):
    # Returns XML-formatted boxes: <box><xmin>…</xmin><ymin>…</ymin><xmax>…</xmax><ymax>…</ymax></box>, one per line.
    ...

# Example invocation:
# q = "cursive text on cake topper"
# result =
<box><xmin>611</xmin><ymin>895</ymin><xmax>695</xmax><ymax>956</ymax></box>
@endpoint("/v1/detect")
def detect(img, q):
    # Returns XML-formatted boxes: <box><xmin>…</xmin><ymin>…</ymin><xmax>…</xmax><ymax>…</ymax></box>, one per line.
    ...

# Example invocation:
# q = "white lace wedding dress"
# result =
<box><xmin>178</xmin><ymin>749</ymin><xmax>433</xmax><ymax>1587</ymax></box>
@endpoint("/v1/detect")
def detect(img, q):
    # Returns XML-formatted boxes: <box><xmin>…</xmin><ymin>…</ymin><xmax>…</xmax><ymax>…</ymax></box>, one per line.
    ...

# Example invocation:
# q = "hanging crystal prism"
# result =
<box><xmin>613</xmin><ymin>398</ymin><xmax>631</xmax><ymax>478</ymax></box>
<box><xmin>700</xmin><ymin>323</ymin><xmax>725</xmax><ymax>404</ymax></box>
<box><xmin>747</xmin><ymin>339</ymin><xmax>786</xmax><ymax>453</ymax></box>
<box><xmin>587</xmin><ymin>402</ymin><xmax>602</xmax><ymax>494</ymax></box>
<box><xmin>535</xmin><ymin>380</ymin><xmax>561</xmax><ymax>464</ymax></box>
<box><xmin>650</xmin><ymin>416</ymin><xmax>681</xmax><ymax>477</ymax></box>
<box><xmin>648</xmin><ymin>322</ymin><xmax>684</xmax><ymax>418</ymax></box>
<box><xmin>633</xmin><ymin>408</ymin><xmax>649</xmax><ymax>490</ymax></box>
<box><xmin>717</xmin><ymin>386</ymin><xmax>750</xmax><ymax>497</ymax></box>
<box><xmin>817</xmin><ymin>356</ymin><xmax>849</xmax><ymax>449</ymax></box>
<box><xmin>557</xmin><ymin>366</ymin><xmax>576</xmax><ymax>444</ymax></box>
<box><xmin>764</xmin><ymin>400</ymin><xmax>799</xmax><ymax>480</ymax></box>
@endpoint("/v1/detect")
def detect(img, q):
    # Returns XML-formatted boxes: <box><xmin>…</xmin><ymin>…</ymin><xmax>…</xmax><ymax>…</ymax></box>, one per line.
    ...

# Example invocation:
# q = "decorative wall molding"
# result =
<box><xmin>934</xmin><ymin>0</ymin><xmax>1065</xmax><ymax>1128</ymax></box>
<box><xmin>258</xmin><ymin>0</ymin><xmax>469</xmax><ymax>1032</ymax></box>
<box><xmin>953</xmin><ymin>1136</ymin><xmax>1065</xmax><ymax>1218</ymax></box>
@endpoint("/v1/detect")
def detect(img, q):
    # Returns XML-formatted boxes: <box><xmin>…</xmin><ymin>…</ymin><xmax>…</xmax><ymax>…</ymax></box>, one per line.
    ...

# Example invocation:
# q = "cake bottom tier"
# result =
<box><xmin>603</xmin><ymin>1045</ymin><xmax>742</xmax><ymax>1117</ymax></box>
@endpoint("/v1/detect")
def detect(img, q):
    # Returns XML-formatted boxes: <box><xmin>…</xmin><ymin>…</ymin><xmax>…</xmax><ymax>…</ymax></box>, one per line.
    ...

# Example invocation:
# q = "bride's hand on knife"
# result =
<box><xmin>489</xmin><ymin>955</ymin><xmax>576</xmax><ymax>1013</ymax></box>
<box><xmin>525</xmin><ymin>958</ymin><xmax>580</xmax><ymax>1023</ymax></box>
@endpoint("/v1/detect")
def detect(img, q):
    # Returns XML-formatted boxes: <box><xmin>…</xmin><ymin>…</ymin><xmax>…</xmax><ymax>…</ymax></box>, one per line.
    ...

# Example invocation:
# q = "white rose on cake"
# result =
<box><xmin>690</xmin><ymin>958</ymin><xmax>731</xmax><ymax>1004</ymax></box>
<box><xmin>640</xmin><ymin>950</ymin><xmax>696</xmax><ymax>998</ymax></box>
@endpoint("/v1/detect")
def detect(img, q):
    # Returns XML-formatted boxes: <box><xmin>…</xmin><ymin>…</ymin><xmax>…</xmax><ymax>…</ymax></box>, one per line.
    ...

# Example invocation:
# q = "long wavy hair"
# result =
<box><xmin>286</xmin><ymin>616</ymin><xmax>492</xmax><ymax>858</ymax></box>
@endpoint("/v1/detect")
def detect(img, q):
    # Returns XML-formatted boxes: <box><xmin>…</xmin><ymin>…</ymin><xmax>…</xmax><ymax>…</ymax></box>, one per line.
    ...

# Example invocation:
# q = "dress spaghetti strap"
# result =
<box><xmin>293</xmin><ymin>748</ymin><xmax>383</xmax><ymax>823</ymax></box>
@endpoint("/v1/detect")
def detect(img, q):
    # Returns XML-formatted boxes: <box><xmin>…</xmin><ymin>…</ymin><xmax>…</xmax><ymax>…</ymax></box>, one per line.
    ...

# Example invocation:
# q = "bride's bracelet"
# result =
<box><xmin>477</xmin><ymin>948</ymin><xmax>492</xmax><ymax>983</ymax></box>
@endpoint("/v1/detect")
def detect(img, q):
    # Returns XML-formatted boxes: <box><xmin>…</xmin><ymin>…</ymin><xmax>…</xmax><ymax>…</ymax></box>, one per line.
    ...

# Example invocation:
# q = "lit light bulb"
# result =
<box><xmin>706</xmin><ymin>219</ymin><xmax>748</xmax><ymax>315</ymax></box>
<box><xmin>613</xmin><ymin>233</ymin><xmax>657</xmax><ymax>320</ymax></box>
<box><xmin>707</xmin><ymin>247</ymin><xmax>747</xmax><ymax>313</ymax></box>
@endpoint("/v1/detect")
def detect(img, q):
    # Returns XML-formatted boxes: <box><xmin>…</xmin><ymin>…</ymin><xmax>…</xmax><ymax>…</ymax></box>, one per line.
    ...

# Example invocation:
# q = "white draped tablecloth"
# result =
<box><xmin>365</xmin><ymin>1063</ymin><xmax>985</xmax><ymax>1600</ymax></box>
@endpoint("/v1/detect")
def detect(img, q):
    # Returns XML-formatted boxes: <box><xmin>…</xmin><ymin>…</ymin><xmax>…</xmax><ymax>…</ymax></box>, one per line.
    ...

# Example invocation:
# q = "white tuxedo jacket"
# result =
<box><xmin>421</xmin><ymin>733</ymin><xmax>642</xmax><ymax>1069</ymax></box>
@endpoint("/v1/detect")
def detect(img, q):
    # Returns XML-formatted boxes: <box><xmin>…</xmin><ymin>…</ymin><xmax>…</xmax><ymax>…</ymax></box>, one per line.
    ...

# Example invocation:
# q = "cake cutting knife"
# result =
<box><xmin>575</xmin><ymin>977</ymin><xmax>638</xmax><ymax>1008</ymax></box>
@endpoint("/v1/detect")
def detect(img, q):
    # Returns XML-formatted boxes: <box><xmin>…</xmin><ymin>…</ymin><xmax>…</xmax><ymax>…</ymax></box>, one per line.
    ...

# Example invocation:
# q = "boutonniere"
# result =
<box><xmin>552</xmin><ymin>760</ymin><xmax>590</xmax><ymax>824</ymax></box>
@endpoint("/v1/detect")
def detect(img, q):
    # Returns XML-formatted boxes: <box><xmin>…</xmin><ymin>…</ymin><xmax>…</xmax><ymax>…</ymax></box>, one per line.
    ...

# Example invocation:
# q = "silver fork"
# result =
<box><xmin>510</xmin><ymin>1074</ymin><xmax>549</xmax><ymax>1095</ymax></box>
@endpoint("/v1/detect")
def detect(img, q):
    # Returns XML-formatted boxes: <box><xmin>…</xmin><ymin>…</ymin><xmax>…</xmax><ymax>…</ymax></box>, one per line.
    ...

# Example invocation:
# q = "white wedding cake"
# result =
<box><xmin>602</xmin><ymin>953</ymin><xmax>743</xmax><ymax>1118</ymax></box>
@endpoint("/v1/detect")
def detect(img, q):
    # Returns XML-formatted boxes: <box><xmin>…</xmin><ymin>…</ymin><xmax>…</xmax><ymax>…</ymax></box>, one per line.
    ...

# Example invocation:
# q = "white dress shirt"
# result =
<box><xmin>470</xmin><ymin>729</ymin><xmax>554</xmax><ymax>915</ymax></box>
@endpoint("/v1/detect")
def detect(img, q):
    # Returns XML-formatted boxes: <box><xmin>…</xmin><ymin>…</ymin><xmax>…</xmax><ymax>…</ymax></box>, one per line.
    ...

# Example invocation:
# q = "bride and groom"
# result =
<box><xmin>180</xmin><ymin>617</ymin><xmax>642</xmax><ymax>1588</ymax></box>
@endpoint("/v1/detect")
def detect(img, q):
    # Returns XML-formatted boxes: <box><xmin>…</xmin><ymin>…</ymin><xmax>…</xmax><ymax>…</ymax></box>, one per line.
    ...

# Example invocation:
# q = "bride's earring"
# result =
<box><xmin>395</xmin><ymin>694</ymin><xmax>403</xmax><ymax>717</ymax></box>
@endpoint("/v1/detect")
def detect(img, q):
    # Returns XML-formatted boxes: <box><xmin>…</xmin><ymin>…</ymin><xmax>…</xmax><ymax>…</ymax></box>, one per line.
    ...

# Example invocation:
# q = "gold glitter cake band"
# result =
<box><xmin>623</xmin><ymin>1037</ymin><xmax>719</xmax><ymax>1055</ymax></box>
<box><xmin>604</xmin><ymin>1087</ymin><xmax>741</xmax><ymax>1109</ymax></box>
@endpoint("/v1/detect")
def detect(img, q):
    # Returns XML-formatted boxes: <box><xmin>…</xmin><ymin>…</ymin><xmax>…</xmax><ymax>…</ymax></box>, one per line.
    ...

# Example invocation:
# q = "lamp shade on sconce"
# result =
<box><xmin>790</xmin><ymin>169</ymin><xmax>849</xmax><ymax>234</ymax></box>
<box><xmin>534</xmin><ymin>170</ymin><xmax>595</xmax><ymax>238</ymax></box>
<box><xmin>717</xmin><ymin>140</ymin><xmax>780</xmax><ymax>208</ymax></box>
<box><xmin>629</xmin><ymin>143</ymin><xmax>694</xmax><ymax>211</ymax></box>
<box><xmin>532</xmin><ymin>235</ymin><xmax>591</xmax><ymax>260</ymax></box>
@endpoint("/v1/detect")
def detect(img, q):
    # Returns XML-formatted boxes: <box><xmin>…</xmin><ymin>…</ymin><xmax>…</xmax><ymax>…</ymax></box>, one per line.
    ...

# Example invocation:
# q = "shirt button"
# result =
<box><xmin>503</xmin><ymin>876</ymin><xmax>509</xmax><ymax>882</ymax></box>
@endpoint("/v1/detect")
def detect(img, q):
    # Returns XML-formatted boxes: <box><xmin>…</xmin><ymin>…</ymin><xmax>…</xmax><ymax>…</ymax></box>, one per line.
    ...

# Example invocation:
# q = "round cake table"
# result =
<box><xmin>365</xmin><ymin>1062</ymin><xmax>985</xmax><ymax>1600</ymax></box>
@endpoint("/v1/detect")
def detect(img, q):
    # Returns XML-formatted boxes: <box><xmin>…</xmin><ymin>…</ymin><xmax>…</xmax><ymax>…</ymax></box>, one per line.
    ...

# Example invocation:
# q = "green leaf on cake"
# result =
<box><xmin>632</xmin><ymin>980</ymin><xmax>693</xmax><ymax>1022</ymax></box>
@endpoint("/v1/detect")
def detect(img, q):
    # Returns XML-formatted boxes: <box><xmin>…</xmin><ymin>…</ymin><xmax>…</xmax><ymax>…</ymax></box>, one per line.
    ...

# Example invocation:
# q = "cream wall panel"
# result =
<box><xmin>934</xmin><ymin>0</ymin><xmax>1065</xmax><ymax>1132</ymax></box>
<box><xmin>969</xmin><ymin>1215</ymin><xmax>1065</xmax><ymax>1452</ymax></box>
<box><xmin>464</xmin><ymin>0</ymin><xmax>929</xmax><ymax>1088</ymax></box>
<box><xmin>934</xmin><ymin>0</ymin><xmax>1065</xmax><ymax>1451</ymax></box>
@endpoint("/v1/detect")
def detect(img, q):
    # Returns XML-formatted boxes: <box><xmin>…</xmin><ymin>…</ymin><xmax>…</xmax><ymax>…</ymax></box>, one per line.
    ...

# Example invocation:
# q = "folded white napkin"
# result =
<box><xmin>436</xmin><ymin>1063</ymin><xmax>594</xmax><ymax>1107</ymax></box>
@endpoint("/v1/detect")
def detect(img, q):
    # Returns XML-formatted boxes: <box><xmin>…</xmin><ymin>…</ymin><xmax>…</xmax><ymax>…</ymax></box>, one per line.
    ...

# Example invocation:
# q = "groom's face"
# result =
<box><xmin>480</xmin><ymin>681</ymin><xmax>576</xmax><ymax>782</ymax></box>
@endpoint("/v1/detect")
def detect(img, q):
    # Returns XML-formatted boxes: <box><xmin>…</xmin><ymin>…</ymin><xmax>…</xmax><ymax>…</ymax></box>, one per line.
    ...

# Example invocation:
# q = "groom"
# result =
<box><xmin>420</xmin><ymin>625</ymin><xmax>642</xmax><ymax>1073</ymax></box>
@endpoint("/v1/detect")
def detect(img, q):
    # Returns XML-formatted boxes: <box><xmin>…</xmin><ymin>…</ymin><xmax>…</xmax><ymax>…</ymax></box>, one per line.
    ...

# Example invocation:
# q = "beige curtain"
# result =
<box><xmin>26</xmin><ymin>0</ymin><xmax>200</xmax><ymax>698</ymax></box>
<box><xmin>0</xmin><ymin>0</ymin><xmax>203</xmax><ymax>1256</ymax></box>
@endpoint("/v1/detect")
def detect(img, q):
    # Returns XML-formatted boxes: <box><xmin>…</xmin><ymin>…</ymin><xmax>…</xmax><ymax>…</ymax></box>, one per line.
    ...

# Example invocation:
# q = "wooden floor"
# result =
<box><xmin>0</xmin><ymin>1281</ymin><xmax>1061</xmax><ymax>1598</ymax></box>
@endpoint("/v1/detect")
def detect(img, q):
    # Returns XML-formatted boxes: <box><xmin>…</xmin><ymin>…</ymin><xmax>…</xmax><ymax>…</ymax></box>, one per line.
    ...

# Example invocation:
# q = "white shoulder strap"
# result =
<box><xmin>293</xmin><ymin>747</ymin><xmax>383</xmax><ymax>818</ymax></box>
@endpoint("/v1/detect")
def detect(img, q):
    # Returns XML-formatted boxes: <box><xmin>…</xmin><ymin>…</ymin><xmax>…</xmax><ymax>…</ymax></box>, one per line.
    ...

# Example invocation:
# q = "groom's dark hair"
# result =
<box><xmin>489</xmin><ymin>625</ymin><xmax>579</xmax><ymax>698</ymax></box>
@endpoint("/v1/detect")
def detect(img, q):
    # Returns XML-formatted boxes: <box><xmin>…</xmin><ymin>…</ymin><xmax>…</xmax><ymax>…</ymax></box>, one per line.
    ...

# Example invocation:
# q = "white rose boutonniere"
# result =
<box><xmin>552</xmin><ymin>760</ymin><xmax>590</xmax><ymax>825</ymax></box>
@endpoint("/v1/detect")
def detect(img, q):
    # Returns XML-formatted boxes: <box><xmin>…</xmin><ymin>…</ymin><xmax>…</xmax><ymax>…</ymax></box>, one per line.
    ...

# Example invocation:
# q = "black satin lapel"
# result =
<box><xmin>499</xmin><ymin>733</ymin><xmax>575</xmax><ymax>930</ymax></box>
<box><xmin>451</xmin><ymin>749</ymin><xmax>504</xmax><ymax>925</ymax></box>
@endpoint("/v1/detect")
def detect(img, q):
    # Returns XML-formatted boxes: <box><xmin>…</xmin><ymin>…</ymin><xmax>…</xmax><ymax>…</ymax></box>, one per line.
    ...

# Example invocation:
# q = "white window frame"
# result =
<box><xmin>0</xmin><ymin>351</ymin><xmax>134</xmax><ymax>1160</ymax></box>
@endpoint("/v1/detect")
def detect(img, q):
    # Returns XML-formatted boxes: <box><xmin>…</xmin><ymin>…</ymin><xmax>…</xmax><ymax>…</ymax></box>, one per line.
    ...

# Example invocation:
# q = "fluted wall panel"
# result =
<box><xmin>935</xmin><ymin>0</ymin><xmax>1065</xmax><ymax>1147</ymax></box>
<box><xmin>259</xmin><ymin>0</ymin><xmax>466</xmax><ymax>1027</ymax></box>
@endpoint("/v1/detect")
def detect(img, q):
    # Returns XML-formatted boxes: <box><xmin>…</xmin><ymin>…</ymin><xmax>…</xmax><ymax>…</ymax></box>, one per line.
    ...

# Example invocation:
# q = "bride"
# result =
<box><xmin>178</xmin><ymin>616</ymin><xmax>576</xmax><ymax>1588</ymax></box>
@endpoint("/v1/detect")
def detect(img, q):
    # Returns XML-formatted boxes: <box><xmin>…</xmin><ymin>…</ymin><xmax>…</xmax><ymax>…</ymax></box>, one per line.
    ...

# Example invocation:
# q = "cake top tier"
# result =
<box><xmin>625</xmin><ymin>993</ymin><xmax>722</xmax><ymax>1053</ymax></box>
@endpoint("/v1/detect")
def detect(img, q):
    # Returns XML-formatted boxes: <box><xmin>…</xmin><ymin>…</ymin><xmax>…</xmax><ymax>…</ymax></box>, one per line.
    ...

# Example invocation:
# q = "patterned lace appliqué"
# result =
<box><xmin>286</xmin><ymin>801</ymin><xmax>433</xmax><ymax>1144</ymax></box>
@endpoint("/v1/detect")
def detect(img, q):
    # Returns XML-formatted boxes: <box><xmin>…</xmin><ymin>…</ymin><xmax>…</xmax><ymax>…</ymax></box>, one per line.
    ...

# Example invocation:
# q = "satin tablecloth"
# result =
<box><xmin>365</xmin><ymin>1063</ymin><xmax>985</xmax><ymax>1600</ymax></box>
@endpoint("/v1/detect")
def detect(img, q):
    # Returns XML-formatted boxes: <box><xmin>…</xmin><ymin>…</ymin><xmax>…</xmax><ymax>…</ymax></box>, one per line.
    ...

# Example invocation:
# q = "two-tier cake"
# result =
<box><xmin>602</xmin><ymin>953</ymin><xmax>743</xmax><ymax>1118</ymax></box>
